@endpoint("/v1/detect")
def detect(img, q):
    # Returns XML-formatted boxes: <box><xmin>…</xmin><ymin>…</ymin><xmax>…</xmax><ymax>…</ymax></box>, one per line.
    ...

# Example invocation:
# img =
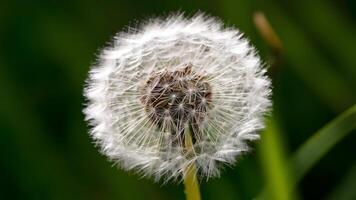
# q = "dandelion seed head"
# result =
<box><xmin>84</xmin><ymin>12</ymin><xmax>271</xmax><ymax>182</ymax></box>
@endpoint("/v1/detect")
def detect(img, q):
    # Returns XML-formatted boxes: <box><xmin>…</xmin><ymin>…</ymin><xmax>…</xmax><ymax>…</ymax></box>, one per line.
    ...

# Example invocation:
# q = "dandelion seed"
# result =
<box><xmin>84</xmin><ymin>13</ymin><xmax>271</xmax><ymax>182</ymax></box>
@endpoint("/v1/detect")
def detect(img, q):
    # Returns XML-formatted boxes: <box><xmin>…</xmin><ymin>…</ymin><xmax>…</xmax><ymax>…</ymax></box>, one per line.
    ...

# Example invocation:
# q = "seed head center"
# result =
<box><xmin>140</xmin><ymin>64</ymin><xmax>212</xmax><ymax>132</ymax></box>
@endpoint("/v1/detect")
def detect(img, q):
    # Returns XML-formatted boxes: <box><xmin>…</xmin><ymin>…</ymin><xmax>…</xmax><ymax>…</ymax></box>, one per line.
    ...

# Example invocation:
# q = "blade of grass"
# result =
<box><xmin>258</xmin><ymin>118</ymin><xmax>297</xmax><ymax>200</ymax></box>
<box><xmin>258</xmin><ymin>104</ymin><xmax>356</xmax><ymax>199</ymax></box>
<box><xmin>292</xmin><ymin>104</ymin><xmax>356</xmax><ymax>184</ymax></box>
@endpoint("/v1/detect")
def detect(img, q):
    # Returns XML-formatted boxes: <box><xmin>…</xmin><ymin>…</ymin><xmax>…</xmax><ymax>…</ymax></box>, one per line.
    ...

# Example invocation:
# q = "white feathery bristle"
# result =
<box><xmin>84</xmin><ymin>13</ymin><xmax>271</xmax><ymax>182</ymax></box>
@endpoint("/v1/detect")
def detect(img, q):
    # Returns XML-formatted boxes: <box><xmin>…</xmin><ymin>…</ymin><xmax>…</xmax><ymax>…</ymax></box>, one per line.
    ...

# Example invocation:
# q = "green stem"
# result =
<box><xmin>183</xmin><ymin>126</ymin><xmax>201</xmax><ymax>200</ymax></box>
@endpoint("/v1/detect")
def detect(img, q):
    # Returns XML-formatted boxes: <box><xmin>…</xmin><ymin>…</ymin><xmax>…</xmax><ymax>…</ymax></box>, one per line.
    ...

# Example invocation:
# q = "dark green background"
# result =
<box><xmin>1</xmin><ymin>0</ymin><xmax>355</xmax><ymax>199</ymax></box>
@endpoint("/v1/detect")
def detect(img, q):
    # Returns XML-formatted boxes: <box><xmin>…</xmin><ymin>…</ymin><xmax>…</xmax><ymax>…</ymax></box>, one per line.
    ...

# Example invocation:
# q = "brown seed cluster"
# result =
<box><xmin>140</xmin><ymin>64</ymin><xmax>213</xmax><ymax>142</ymax></box>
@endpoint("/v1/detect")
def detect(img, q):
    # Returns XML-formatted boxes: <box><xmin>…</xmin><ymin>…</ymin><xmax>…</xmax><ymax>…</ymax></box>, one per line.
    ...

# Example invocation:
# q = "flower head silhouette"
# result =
<box><xmin>84</xmin><ymin>13</ymin><xmax>271</xmax><ymax>182</ymax></box>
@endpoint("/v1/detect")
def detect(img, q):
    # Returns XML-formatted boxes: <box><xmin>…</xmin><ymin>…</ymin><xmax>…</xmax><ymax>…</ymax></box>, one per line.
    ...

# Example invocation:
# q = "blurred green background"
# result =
<box><xmin>1</xmin><ymin>0</ymin><xmax>355</xmax><ymax>199</ymax></box>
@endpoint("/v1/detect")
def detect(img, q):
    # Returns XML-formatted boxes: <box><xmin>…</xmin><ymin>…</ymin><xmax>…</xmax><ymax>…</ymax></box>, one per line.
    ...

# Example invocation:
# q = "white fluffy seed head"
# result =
<box><xmin>84</xmin><ymin>13</ymin><xmax>271</xmax><ymax>182</ymax></box>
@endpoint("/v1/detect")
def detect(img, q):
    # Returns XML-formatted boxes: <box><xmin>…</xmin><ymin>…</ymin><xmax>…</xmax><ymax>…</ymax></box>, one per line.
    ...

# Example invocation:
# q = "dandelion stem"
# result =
<box><xmin>183</xmin><ymin>125</ymin><xmax>201</xmax><ymax>200</ymax></box>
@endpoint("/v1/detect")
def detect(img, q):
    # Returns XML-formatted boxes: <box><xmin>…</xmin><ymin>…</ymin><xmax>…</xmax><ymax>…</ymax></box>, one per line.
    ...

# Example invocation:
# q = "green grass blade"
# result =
<box><xmin>258</xmin><ymin>105</ymin><xmax>356</xmax><ymax>199</ymax></box>
<box><xmin>292</xmin><ymin>104</ymin><xmax>356</xmax><ymax>183</ymax></box>
<box><xmin>258</xmin><ymin>118</ymin><xmax>297</xmax><ymax>200</ymax></box>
